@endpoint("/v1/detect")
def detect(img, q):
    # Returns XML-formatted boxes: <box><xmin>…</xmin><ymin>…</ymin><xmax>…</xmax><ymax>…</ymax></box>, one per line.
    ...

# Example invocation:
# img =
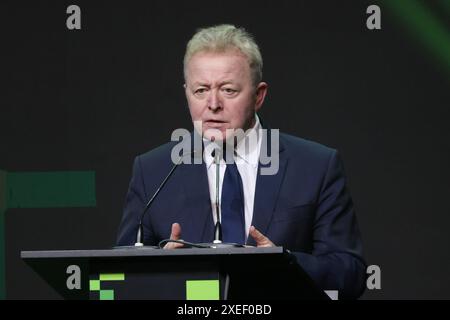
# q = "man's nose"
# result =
<box><xmin>207</xmin><ymin>90</ymin><xmax>222</xmax><ymax>112</ymax></box>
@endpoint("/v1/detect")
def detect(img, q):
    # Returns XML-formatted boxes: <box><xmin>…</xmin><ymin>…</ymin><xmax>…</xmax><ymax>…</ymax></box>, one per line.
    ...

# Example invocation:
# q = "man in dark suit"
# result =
<box><xmin>117</xmin><ymin>24</ymin><xmax>366</xmax><ymax>299</ymax></box>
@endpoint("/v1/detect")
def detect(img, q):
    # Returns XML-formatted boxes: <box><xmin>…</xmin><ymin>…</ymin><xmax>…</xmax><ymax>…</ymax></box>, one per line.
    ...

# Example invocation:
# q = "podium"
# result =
<box><xmin>21</xmin><ymin>247</ymin><xmax>329</xmax><ymax>300</ymax></box>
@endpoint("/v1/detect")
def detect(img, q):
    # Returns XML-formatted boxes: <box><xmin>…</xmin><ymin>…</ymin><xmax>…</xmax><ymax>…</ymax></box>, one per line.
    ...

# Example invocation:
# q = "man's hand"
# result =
<box><xmin>249</xmin><ymin>226</ymin><xmax>275</xmax><ymax>247</ymax></box>
<box><xmin>163</xmin><ymin>223</ymin><xmax>185</xmax><ymax>249</ymax></box>
<box><xmin>163</xmin><ymin>223</ymin><xmax>275</xmax><ymax>248</ymax></box>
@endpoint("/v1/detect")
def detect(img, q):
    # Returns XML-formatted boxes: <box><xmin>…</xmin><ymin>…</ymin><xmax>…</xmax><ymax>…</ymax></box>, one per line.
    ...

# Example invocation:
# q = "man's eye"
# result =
<box><xmin>223</xmin><ymin>88</ymin><xmax>237</xmax><ymax>94</ymax></box>
<box><xmin>195</xmin><ymin>88</ymin><xmax>207</xmax><ymax>94</ymax></box>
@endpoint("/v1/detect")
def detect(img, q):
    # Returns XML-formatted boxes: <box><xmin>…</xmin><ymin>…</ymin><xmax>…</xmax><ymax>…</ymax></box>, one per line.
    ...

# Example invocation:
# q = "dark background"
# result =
<box><xmin>1</xmin><ymin>0</ymin><xmax>449</xmax><ymax>299</ymax></box>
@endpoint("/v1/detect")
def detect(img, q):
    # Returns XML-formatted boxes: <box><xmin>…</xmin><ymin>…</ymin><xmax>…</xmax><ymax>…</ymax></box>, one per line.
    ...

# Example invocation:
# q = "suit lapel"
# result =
<box><xmin>247</xmin><ymin>130</ymin><xmax>287</xmax><ymax>246</ymax></box>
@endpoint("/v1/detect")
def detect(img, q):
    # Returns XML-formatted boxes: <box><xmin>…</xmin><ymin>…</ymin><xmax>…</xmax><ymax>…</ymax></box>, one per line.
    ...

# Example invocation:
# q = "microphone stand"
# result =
<box><xmin>213</xmin><ymin>149</ymin><xmax>223</xmax><ymax>243</ymax></box>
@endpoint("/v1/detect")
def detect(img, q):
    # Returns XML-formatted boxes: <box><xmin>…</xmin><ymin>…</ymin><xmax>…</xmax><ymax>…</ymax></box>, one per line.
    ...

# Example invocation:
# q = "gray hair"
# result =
<box><xmin>183</xmin><ymin>24</ymin><xmax>263</xmax><ymax>85</ymax></box>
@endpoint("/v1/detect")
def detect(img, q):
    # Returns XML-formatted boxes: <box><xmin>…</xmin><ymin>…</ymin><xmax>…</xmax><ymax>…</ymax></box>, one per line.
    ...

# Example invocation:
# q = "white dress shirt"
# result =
<box><xmin>203</xmin><ymin>115</ymin><xmax>262</xmax><ymax>241</ymax></box>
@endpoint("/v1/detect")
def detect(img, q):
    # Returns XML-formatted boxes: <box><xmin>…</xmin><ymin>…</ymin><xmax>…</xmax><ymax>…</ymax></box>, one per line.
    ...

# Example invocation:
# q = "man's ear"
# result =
<box><xmin>255</xmin><ymin>82</ymin><xmax>268</xmax><ymax>111</ymax></box>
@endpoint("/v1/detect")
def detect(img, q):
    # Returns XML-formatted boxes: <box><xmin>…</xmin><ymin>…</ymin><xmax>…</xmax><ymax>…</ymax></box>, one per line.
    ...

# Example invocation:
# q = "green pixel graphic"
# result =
<box><xmin>186</xmin><ymin>280</ymin><xmax>220</xmax><ymax>300</ymax></box>
<box><xmin>90</xmin><ymin>273</ymin><xmax>126</xmax><ymax>300</ymax></box>
<box><xmin>99</xmin><ymin>290</ymin><xmax>114</xmax><ymax>300</ymax></box>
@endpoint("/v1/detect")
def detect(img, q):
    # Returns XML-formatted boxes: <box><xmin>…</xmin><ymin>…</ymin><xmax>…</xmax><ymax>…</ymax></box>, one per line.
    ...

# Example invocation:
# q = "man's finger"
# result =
<box><xmin>170</xmin><ymin>223</ymin><xmax>182</xmax><ymax>240</ymax></box>
<box><xmin>249</xmin><ymin>226</ymin><xmax>275</xmax><ymax>247</ymax></box>
<box><xmin>164</xmin><ymin>241</ymin><xmax>184</xmax><ymax>250</ymax></box>
<box><xmin>249</xmin><ymin>226</ymin><xmax>266</xmax><ymax>242</ymax></box>
<box><xmin>164</xmin><ymin>223</ymin><xmax>183</xmax><ymax>249</ymax></box>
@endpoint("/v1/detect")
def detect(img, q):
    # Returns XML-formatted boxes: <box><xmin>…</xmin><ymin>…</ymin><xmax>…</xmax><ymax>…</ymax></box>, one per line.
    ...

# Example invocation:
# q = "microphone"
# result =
<box><xmin>134</xmin><ymin>151</ymin><xmax>196</xmax><ymax>247</ymax></box>
<box><xmin>213</xmin><ymin>148</ymin><xmax>223</xmax><ymax>243</ymax></box>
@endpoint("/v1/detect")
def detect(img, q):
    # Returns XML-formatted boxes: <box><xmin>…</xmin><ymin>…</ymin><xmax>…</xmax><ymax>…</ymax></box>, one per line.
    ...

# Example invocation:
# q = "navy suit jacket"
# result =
<box><xmin>117</xmin><ymin>131</ymin><xmax>366</xmax><ymax>299</ymax></box>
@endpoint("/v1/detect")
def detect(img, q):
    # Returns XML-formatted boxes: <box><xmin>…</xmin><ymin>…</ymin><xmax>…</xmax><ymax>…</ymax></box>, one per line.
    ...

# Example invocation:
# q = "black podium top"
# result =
<box><xmin>21</xmin><ymin>246</ymin><xmax>284</xmax><ymax>259</ymax></box>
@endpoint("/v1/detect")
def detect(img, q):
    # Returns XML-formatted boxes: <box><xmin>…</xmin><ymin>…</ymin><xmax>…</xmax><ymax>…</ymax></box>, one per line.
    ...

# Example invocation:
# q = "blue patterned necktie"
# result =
<box><xmin>221</xmin><ymin>158</ymin><xmax>246</xmax><ymax>244</ymax></box>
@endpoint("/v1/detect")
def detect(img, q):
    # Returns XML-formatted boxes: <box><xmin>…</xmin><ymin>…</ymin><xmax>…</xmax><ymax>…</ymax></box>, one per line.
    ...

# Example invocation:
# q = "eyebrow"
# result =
<box><xmin>192</xmin><ymin>80</ymin><xmax>236</xmax><ymax>87</ymax></box>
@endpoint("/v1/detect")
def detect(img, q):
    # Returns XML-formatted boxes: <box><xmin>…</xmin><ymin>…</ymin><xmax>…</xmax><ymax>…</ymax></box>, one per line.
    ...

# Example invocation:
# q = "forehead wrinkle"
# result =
<box><xmin>193</xmin><ymin>78</ymin><xmax>238</xmax><ymax>88</ymax></box>
<box><xmin>187</xmin><ymin>53</ymin><xmax>249</xmax><ymax>86</ymax></box>
<box><xmin>189</xmin><ymin>67</ymin><xmax>245</xmax><ymax>88</ymax></box>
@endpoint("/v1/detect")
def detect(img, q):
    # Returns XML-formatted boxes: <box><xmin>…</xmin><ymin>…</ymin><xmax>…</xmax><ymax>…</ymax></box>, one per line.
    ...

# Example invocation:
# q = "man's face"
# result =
<box><xmin>185</xmin><ymin>50</ymin><xmax>267</xmax><ymax>141</ymax></box>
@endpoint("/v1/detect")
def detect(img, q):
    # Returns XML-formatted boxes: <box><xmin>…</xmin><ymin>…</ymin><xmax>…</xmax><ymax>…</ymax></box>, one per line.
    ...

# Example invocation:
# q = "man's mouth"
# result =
<box><xmin>204</xmin><ymin>119</ymin><xmax>227</xmax><ymax>128</ymax></box>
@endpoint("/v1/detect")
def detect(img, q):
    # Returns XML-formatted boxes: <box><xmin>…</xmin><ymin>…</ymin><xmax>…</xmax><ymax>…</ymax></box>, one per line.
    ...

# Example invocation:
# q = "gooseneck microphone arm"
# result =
<box><xmin>134</xmin><ymin>152</ymin><xmax>194</xmax><ymax>247</ymax></box>
<box><xmin>213</xmin><ymin>149</ymin><xmax>223</xmax><ymax>243</ymax></box>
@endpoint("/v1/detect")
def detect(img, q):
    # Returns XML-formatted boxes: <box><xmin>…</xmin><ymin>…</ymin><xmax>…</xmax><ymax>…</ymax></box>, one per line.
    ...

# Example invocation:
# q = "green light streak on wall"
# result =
<box><xmin>0</xmin><ymin>170</ymin><xmax>96</xmax><ymax>300</ymax></box>
<box><xmin>384</xmin><ymin>0</ymin><xmax>450</xmax><ymax>75</ymax></box>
